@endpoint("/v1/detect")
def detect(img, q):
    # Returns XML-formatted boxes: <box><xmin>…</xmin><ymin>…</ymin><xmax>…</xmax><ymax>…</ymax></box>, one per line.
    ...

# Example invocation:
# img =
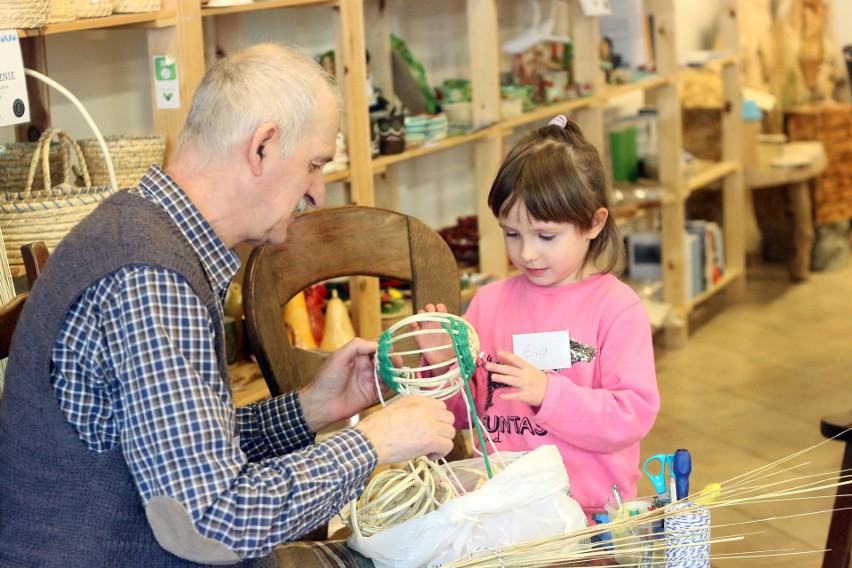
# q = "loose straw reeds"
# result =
<box><xmin>441</xmin><ymin>430</ymin><xmax>852</xmax><ymax>567</ymax></box>
<box><xmin>341</xmin><ymin>456</ymin><xmax>462</xmax><ymax>538</ymax></box>
<box><xmin>358</xmin><ymin>309</ymin><xmax>852</xmax><ymax>567</ymax></box>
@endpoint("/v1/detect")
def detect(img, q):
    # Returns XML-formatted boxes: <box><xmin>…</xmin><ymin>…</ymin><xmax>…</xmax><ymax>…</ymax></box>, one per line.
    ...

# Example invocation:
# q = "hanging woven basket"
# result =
<box><xmin>0</xmin><ymin>0</ymin><xmax>52</xmax><ymax>28</ymax></box>
<box><xmin>79</xmin><ymin>135</ymin><xmax>167</xmax><ymax>189</ymax></box>
<box><xmin>0</xmin><ymin>69</ymin><xmax>117</xmax><ymax>273</ymax></box>
<box><xmin>0</xmin><ymin>129</ymin><xmax>115</xmax><ymax>269</ymax></box>
<box><xmin>112</xmin><ymin>0</ymin><xmax>159</xmax><ymax>13</ymax></box>
<box><xmin>0</xmin><ymin>140</ymin><xmax>72</xmax><ymax>197</ymax></box>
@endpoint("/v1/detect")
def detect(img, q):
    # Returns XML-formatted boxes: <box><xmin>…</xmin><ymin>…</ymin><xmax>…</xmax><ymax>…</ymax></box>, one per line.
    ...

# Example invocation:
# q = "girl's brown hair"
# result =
<box><xmin>487</xmin><ymin>118</ymin><xmax>625</xmax><ymax>275</ymax></box>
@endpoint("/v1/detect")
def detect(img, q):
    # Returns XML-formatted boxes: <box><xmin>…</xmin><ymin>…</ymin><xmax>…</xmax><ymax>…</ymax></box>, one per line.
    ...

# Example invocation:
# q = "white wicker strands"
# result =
<box><xmin>71</xmin><ymin>0</ymin><xmax>112</xmax><ymax>18</ymax></box>
<box><xmin>112</xmin><ymin>0</ymin><xmax>160</xmax><ymax>12</ymax></box>
<box><xmin>79</xmin><ymin>135</ymin><xmax>166</xmax><ymax>189</ymax></box>
<box><xmin>0</xmin><ymin>0</ymin><xmax>52</xmax><ymax>28</ymax></box>
<box><xmin>22</xmin><ymin>69</ymin><xmax>118</xmax><ymax>192</ymax></box>
<box><xmin>0</xmin><ymin>128</ymin><xmax>114</xmax><ymax>269</ymax></box>
<box><xmin>341</xmin><ymin>457</ymin><xmax>461</xmax><ymax>538</ymax></box>
<box><xmin>375</xmin><ymin>312</ymin><xmax>479</xmax><ymax>401</ymax></box>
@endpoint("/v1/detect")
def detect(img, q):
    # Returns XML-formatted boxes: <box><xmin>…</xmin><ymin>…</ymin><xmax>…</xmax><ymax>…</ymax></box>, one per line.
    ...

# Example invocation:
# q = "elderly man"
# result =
<box><xmin>0</xmin><ymin>43</ymin><xmax>455</xmax><ymax>567</ymax></box>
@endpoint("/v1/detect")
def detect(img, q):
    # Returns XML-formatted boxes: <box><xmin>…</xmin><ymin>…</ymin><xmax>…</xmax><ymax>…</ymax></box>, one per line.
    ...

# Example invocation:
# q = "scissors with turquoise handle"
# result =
<box><xmin>643</xmin><ymin>453</ymin><xmax>674</xmax><ymax>496</ymax></box>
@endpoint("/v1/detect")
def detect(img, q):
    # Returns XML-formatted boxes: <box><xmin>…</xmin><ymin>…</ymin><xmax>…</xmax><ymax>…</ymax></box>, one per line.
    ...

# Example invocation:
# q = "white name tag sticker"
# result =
<box><xmin>512</xmin><ymin>330</ymin><xmax>572</xmax><ymax>370</ymax></box>
<box><xmin>0</xmin><ymin>30</ymin><xmax>31</xmax><ymax>127</ymax></box>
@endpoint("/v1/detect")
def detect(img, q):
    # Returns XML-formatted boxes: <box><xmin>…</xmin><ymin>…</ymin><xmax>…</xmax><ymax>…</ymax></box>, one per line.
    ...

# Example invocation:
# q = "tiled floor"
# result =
<box><xmin>645</xmin><ymin>260</ymin><xmax>852</xmax><ymax>566</ymax></box>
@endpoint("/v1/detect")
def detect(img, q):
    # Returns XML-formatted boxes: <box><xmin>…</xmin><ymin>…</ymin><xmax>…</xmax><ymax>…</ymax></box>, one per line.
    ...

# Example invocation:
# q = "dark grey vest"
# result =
<box><xmin>0</xmin><ymin>191</ymin><xmax>273</xmax><ymax>567</ymax></box>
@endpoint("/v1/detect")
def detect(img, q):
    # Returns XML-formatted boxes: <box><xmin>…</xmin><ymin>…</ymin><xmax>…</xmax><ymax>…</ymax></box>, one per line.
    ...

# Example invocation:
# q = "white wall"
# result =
<box><xmin>829</xmin><ymin>0</ymin><xmax>852</xmax><ymax>50</ymax></box>
<box><xmin>674</xmin><ymin>0</ymin><xmax>720</xmax><ymax>51</ymax></box>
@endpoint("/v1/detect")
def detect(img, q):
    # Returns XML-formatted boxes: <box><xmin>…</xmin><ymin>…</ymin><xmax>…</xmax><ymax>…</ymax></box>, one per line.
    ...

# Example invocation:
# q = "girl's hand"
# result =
<box><xmin>410</xmin><ymin>303</ymin><xmax>457</xmax><ymax>368</ymax></box>
<box><xmin>485</xmin><ymin>350</ymin><xmax>548</xmax><ymax>407</ymax></box>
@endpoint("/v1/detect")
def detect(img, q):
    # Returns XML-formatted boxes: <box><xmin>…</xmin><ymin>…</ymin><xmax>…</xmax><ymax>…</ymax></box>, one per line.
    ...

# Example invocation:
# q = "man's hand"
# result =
<box><xmin>484</xmin><ymin>350</ymin><xmax>548</xmax><ymax>408</ymax></box>
<box><xmin>299</xmin><ymin>338</ymin><xmax>382</xmax><ymax>433</ymax></box>
<box><xmin>355</xmin><ymin>395</ymin><xmax>456</xmax><ymax>465</ymax></box>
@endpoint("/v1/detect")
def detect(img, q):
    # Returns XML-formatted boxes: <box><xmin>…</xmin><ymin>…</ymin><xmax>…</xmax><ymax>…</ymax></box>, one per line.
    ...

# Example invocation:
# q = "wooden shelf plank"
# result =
<box><xmin>685</xmin><ymin>267</ymin><xmax>744</xmax><ymax>312</ymax></box>
<box><xmin>600</xmin><ymin>74</ymin><xmax>674</xmax><ymax>99</ymax></box>
<box><xmin>679</xmin><ymin>52</ymin><xmax>739</xmax><ymax>70</ymax></box>
<box><xmin>614</xmin><ymin>204</ymin><xmax>658</xmax><ymax>229</ymax></box>
<box><xmin>201</xmin><ymin>0</ymin><xmax>336</xmax><ymax>17</ymax></box>
<box><xmin>683</xmin><ymin>159</ymin><xmax>740</xmax><ymax>195</ymax></box>
<box><xmin>18</xmin><ymin>10</ymin><xmax>176</xmax><ymax>36</ymax></box>
<box><xmin>500</xmin><ymin>97</ymin><xmax>597</xmax><ymax>132</ymax></box>
<box><xmin>371</xmin><ymin>125</ymin><xmax>499</xmax><ymax>172</ymax></box>
<box><xmin>323</xmin><ymin>168</ymin><xmax>350</xmax><ymax>185</ymax></box>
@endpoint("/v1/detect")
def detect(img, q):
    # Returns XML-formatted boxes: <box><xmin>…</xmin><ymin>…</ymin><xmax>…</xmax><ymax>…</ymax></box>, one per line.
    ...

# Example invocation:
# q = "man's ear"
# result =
<box><xmin>249</xmin><ymin>122</ymin><xmax>278</xmax><ymax>175</ymax></box>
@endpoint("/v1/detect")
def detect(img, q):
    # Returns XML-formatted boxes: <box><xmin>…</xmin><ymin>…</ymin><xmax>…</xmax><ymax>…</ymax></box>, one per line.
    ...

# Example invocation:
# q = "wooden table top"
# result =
<box><xmin>230</xmin><ymin>359</ymin><xmax>271</xmax><ymax>407</ymax></box>
<box><xmin>746</xmin><ymin>141</ymin><xmax>827</xmax><ymax>189</ymax></box>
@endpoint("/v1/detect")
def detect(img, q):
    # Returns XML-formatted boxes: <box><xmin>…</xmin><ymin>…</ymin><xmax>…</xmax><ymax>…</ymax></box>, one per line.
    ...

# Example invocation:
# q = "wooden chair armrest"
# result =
<box><xmin>821</xmin><ymin>410</ymin><xmax>852</xmax><ymax>442</ymax></box>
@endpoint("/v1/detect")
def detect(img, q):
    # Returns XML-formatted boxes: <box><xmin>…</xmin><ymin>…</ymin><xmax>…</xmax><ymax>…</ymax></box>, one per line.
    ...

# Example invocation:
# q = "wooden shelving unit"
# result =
<box><xmin>663</xmin><ymin>0</ymin><xmax>745</xmax><ymax>345</ymax></box>
<box><xmin>17</xmin><ymin>10</ymin><xmax>176</xmax><ymax>35</ymax></box>
<box><xmin>13</xmin><ymin>0</ymin><xmax>744</xmax><ymax>347</ymax></box>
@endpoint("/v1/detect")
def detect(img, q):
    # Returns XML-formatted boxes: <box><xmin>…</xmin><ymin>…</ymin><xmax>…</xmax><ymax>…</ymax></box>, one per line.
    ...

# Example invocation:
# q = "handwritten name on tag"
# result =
<box><xmin>512</xmin><ymin>330</ymin><xmax>572</xmax><ymax>370</ymax></box>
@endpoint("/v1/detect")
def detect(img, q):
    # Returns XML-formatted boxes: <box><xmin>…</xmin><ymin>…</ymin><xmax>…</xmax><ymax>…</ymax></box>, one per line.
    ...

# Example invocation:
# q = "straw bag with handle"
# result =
<box><xmin>0</xmin><ymin>0</ymin><xmax>52</xmax><ymax>28</ymax></box>
<box><xmin>79</xmin><ymin>135</ymin><xmax>166</xmax><ymax>190</ymax></box>
<box><xmin>0</xmin><ymin>129</ymin><xmax>115</xmax><ymax>270</ymax></box>
<box><xmin>1</xmin><ymin>139</ymin><xmax>72</xmax><ymax>197</ymax></box>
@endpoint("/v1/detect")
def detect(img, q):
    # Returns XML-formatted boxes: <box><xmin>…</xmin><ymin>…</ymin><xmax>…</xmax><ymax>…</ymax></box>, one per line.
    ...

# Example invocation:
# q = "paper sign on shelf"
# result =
<box><xmin>152</xmin><ymin>55</ymin><xmax>181</xmax><ymax>110</ymax></box>
<box><xmin>578</xmin><ymin>0</ymin><xmax>612</xmax><ymax>16</ymax></box>
<box><xmin>0</xmin><ymin>30</ymin><xmax>31</xmax><ymax>128</ymax></box>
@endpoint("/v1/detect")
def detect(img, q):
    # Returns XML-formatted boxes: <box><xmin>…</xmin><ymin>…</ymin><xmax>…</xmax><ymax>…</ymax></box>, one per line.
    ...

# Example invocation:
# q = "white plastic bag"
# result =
<box><xmin>347</xmin><ymin>445</ymin><xmax>587</xmax><ymax>568</ymax></box>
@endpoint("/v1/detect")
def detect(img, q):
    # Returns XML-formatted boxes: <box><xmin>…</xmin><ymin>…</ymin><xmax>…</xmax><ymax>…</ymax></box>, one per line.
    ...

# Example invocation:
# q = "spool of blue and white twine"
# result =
<box><xmin>664</xmin><ymin>501</ymin><xmax>711</xmax><ymax>567</ymax></box>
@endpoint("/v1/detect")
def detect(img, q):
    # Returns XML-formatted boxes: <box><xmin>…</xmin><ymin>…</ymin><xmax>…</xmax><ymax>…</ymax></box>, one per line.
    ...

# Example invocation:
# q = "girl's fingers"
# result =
<box><xmin>492</xmin><ymin>373</ymin><xmax>521</xmax><ymax>388</ymax></box>
<box><xmin>495</xmin><ymin>350</ymin><xmax>528</xmax><ymax>368</ymax></box>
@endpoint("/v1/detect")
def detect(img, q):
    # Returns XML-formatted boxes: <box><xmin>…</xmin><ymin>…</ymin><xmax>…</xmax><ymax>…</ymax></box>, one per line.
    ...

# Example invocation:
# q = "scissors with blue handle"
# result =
<box><xmin>643</xmin><ymin>453</ymin><xmax>674</xmax><ymax>496</ymax></box>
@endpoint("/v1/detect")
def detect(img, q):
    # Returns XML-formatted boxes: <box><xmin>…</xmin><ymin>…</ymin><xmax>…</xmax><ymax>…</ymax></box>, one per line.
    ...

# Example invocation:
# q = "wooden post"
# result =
<box><xmin>147</xmin><ymin>0</ymin><xmax>205</xmax><ymax>161</ymax></box>
<box><xmin>336</xmin><ymin>0</ymin><xmax>380</xmax><ymax>339</ymax></box>
<box><xmin>16</xmin><ymin>36</ymin><xmax>50</xmax><ymax>142</ymax></box>
<box><xmin>468</xmin><ymin>0</ymin><xmax>506</xmax><ymax>278</ymax></box>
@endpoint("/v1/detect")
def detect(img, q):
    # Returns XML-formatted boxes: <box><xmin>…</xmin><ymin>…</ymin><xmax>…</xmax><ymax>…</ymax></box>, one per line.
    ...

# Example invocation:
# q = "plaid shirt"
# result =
<box><xmin>50</xmin><ymin>166</ymin><xmax>376</xmax><ymax>559</ymax></box>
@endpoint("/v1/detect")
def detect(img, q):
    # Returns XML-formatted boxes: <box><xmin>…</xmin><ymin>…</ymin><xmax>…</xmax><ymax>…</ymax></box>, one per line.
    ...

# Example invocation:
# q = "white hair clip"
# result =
<box><xmin>548</xmin><ymin>114</ymin><xmax>568</xmax><ymax>128</ymax></box>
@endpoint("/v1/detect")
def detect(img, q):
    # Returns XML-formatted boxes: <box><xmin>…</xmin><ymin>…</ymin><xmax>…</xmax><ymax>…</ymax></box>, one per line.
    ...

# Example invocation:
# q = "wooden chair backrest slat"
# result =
<box><xmin>0</xmin><ymin>242</ymin><xmax>50</xmax><ymax>360</ymax></box>
<box><xmin>243</xmin><ymin>206</ymin><xmax>461</xmax><ymax>397</ymax></box>
<box><xmin>0</xmin><ymin>293</ymin><xmax>28</xmax><ymax>360</ymax></box>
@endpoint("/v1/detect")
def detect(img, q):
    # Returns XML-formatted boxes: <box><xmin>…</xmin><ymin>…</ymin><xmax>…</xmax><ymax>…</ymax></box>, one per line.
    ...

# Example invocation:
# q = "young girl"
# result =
<box><xmin>416</xmin><ymin>115</ymin><xmax>659</xmax><ymax>518</ymax></box>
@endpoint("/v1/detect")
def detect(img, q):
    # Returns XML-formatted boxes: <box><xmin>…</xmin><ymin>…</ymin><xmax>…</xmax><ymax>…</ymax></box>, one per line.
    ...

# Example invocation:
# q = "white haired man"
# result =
<box><xmin>0</xmin><ymin>43</ymin><xmax>455</xmax><ymax>567</ymax></box>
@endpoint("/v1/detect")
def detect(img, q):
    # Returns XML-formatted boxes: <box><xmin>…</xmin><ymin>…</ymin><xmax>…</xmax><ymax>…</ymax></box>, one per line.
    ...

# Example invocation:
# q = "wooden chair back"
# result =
<box><xmin>243</xmin><ymin>205</ymin><xmax>461</xmax><ymax>397</ymax></box>
<box><xmin>0</xmin><ymin>294</ymin><xmax>28</xmax><ymax>360</ymax></box>
<box><xmin>0</xmin><ymin>242</ymin><xmax>50</xmax><ymax>359</ymax></box>
<box><xmin>22</xmin><ymin>241</ymin><xmax>50</xmax><ymax>291</ymax></box>
<box><xmin>821</xmin><ymin>410</ymin><xmax>852</xmax><ymax>568</ymax></box>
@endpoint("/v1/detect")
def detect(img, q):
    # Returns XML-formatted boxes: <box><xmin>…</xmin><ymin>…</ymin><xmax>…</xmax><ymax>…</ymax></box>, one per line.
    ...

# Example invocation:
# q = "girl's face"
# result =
<box><xmin>499</xmin><ymin>200</ymin><xmax>607</xmax><ymax>287</ymax></box>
